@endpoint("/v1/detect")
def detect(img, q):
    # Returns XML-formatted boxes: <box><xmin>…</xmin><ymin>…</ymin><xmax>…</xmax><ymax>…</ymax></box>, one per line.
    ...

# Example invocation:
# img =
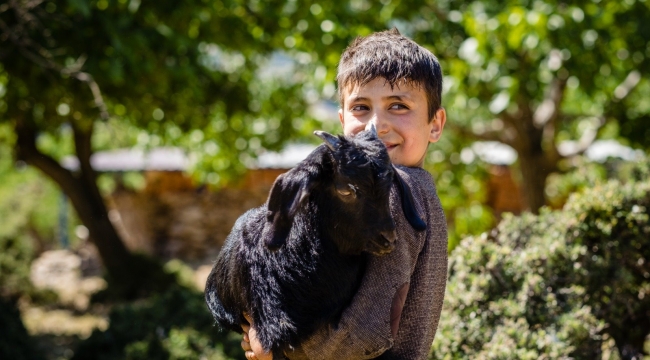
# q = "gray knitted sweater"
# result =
<box><xmin>285</xmin><ymin>166</ymin><xmax>448</xmax><ymax>360</ymax></box>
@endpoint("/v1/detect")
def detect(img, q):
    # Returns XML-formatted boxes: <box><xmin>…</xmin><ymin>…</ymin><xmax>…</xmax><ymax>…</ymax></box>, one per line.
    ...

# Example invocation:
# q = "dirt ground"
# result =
<box><xmin>21</xmin><ymin>249</ymin><xmax>213</xmax><ymax>360</ymax></box>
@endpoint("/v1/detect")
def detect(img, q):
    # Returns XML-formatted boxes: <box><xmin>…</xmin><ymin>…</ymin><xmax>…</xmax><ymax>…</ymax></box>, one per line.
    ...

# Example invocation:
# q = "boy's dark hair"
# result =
<box><xmin>337</xmin><ymin>28</ymin><xmax>443</xmax><ymax>121</ymax></box>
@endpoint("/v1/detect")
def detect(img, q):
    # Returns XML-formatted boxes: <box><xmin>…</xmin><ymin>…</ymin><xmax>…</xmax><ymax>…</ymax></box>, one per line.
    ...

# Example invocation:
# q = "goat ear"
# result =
<box><xmin>262</xmin><ymin>172</ymin><xmax>314</xmax><ymax>250</ymax></box>
<box><xmin>393</xmin><ymin>167</ymin><xmax>427</xmax><ymax>231</ymax></box>
<box><xmin>314</xmin><ymin>130</ymin><xmax>340</xmax><ymax>151</ymax></box>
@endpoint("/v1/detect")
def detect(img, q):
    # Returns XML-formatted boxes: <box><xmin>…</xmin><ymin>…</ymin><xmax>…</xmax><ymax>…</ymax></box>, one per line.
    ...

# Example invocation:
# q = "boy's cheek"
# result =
<box><xmin>340</xmin><ymin>119</ymin><xmax>365</xmax><ymax>136</ymax></box>
<box><xmin>346</xmin><ymin>129</ymin><xmax>363</xmax><ymax>137</ymax></box>
<box><xmin>387</xmin><ymin>150</ymin><xmax>404</xmax><ymax>166</ymax></box>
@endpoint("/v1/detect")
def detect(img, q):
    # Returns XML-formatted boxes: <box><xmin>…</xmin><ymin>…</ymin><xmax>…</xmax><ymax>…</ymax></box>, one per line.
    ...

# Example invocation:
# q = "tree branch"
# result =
<box><xmin>14</xmin><ymin>120</ymin><xmax>80</xmax><ymax>197</ymax></box>
<box><xmin>71</xmin><ymin>121</ymin><xmax>104</xmax><ymax>205</ymax></box>
<box><xmin>555</xmin><ymin>115</ymin><xmax>606</xmax><ymax>158</ymax></box>
<box><xmin>535</xmin><ymin>77</ymin><xmax>566</xmax><ymax>128</ymax></box>
<box><xmin>447</xmin><ymin>121</ymin><xmax>517</xmax><ymax>148</ymax></box>
<box><xmin>72</xmin><ymin>122</ymin><xmax>93</xmax><ymax>169</ymax></box>
<box><xmin>613</xmin><ymin>70</ymin><xmax>641</xmax><ymax>101</ymax></box>
<box><xmin>548</xmin><ymin>71</ymin><xmax>640</xmax><ymax>161</ymax></box>
<box><xmin>0</xmin><ymin>1</ymin><xmax>109</xmax><ymax>119</ymax></box>
<box><xmin>538</xmin><ymin>77</ymin><xmax>568</xmax><ymax>167</ymax></box>
<box><xmin>499</xmin><ymin>110</ymin><xmax>520</xmax><ymax>129</ymax></box>
<box><xmin>242</xmin><ymin>4</ymin><xmax>267</xmax><ymax>32</ymax></box>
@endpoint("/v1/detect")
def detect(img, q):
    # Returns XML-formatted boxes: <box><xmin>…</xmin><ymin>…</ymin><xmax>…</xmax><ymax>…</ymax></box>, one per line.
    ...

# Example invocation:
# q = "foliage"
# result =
<box><xmin>0</xmin><ymin>298</ymin><xmax>44</xmax><ymax>360</ymax></box>
<box><xmin>431</xmin><ymin>160</ymin><xmax>650</xmax><ymax>359</ymax></box>
<box><xmin>401</xmin><ymin>0</ymin><xmax>650</xmax><ymax>211</ymax></box>
<box><xmin>545</xmin><ymin>158</ymin><xmax>609</xmax><ymax>209</ymax></box>
<box><xmin>0</xmin><ymin>0</ymin><xmax>355</xmax><ymax>283</ymax></box>
<box><xmin>0</xmin><ymin>202</ymin><xmax>37</xmax><ymax>300</ymax></box>
<box><xmin>0</xmin><ymin>124</ymin><xmax>68</xmax><ymax>300</ymax></box>
<box><xmin>545</xmin><ymin>154</ymin><xmax>649</xmax><ymax>209</ymax></box>
<box><xmin>2</xmin><ymin>0</ymin><xmax>648</xmax><ymax>285</ymax></box>
<box><xmin>423</xmin><ymin>142</ymin><xmax>493</xmax><ymax>251</ymax></box>
<box><xmin>73</xmin><ymin>284</ymin><xmax>243</xmax><ymax>360</ymax></box>
<box><xmin>0</xmin><ymin>124</ymin><xmax>67</xmax><ymax>360</ymax></box>
<box><xmin>0</xmin><ymin>0</ymin><xmax>329</xmax><ymax>184</ymax></box>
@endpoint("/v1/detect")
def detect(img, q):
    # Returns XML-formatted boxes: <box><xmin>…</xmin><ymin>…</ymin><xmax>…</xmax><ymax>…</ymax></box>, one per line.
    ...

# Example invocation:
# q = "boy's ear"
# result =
<box><xmin>428</xmin><ymin>107</ymin><xmax>447</xmax><ymax>143</ymax></box>
<box><xmin>338</xmin><ymin>108</ymin><xmax>344</xmax><ymax>128</ymax></box>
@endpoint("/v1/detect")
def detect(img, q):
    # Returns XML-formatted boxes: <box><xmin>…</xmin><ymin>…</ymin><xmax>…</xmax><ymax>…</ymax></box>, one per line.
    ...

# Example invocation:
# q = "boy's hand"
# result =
<box><xmin>241</xmin><ymin>313</ymin><xmax>273</xmax><ymax>360</ymax></box>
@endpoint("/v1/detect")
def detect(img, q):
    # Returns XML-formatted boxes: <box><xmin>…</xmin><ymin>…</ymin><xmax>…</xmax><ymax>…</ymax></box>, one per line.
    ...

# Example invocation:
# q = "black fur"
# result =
<box><xmin>205</xmin><ymin>129</ymin><xmax>425</xmax><ymax>358</ymax></box>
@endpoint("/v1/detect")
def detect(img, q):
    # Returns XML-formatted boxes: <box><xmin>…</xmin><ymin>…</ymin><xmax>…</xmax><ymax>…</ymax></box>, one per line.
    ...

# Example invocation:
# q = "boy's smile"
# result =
<box><xmin>339</xmin><ymin>78</ymin><xmax>446</xmax><ymax>167</ymax></box>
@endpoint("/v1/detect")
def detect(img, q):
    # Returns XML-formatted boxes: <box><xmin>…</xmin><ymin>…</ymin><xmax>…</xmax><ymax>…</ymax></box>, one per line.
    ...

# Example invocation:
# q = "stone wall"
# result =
<box><xmin>485</xmin><ymin>165</ymin><xmax>524</xmax><ymax>216</ymax></box>
<box><xmin>107</xmin><ymin>170</ymin><xmax>285</xmax><ymax>264</ymax></box>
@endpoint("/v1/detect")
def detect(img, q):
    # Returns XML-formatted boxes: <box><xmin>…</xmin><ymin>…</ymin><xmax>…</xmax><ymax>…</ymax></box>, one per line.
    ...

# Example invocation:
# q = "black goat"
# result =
<box><xmin>204</xmin><ymin>128</ymin><xmax>425</xmax><ymax>358</ymax></box>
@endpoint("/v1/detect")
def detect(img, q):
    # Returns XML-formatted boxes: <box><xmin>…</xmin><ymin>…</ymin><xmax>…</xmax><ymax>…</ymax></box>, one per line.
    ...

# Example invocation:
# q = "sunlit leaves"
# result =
<box><xmin>4</xmin><ymin>0</ymin><xmax>649</xmax><ymax>247</ymax></box>
<box><xmin>432</xmin><ymin>164</ymin><xmax>650</xmax><ymax>358</ymax></box>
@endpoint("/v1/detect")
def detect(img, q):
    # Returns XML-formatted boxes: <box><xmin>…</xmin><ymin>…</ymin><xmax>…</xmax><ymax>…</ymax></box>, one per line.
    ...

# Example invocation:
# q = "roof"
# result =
<box><xmin>62</xmin><ymin>139</ymin><xmax>642</xmax><ymax>172</ymax></box>
<box><xmin>467</xmin><ymin>140</ymin><xmax>644</xmax><ymax>166</ymax></box>
<box><xmin>255</xmin><ymin>144</ymin><xmax>317</xmax><ymax>169</ymax></box>
<box><xmin>61</xmin><ymin>147</ymin><xmax>191</xmax><ymax>172</ymax></box>
<box><xmin>61</xmin><ymin>144</ymin><xmax>318</xmax><ymax>172</ymax></box>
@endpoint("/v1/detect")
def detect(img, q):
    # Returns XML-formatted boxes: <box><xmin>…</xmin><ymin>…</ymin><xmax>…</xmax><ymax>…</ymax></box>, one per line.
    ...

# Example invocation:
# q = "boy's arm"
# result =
<box><xmin>288</xmin><ymin>167</ymin><xmax>447</xmax><ymax>360</ymax></box>
<box><xmin>378</xmin><ymin>167</ymin><xmax>448</xmax><ymax>359</ymax></box>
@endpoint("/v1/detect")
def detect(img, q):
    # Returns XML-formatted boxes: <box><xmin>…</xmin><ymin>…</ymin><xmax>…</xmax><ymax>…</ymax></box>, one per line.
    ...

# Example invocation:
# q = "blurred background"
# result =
<box><xmin>1</xmin><ymin>0</ymin><xmax>649</xmax><ymax>359</ymax></box>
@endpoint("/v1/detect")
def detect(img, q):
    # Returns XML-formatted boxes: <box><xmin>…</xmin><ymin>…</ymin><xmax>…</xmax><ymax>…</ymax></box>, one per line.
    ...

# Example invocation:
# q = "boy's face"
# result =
<box><xmin>339</xmin><ymin>78</ymin><xmax>446</xmax><ymax>167</ymax></box>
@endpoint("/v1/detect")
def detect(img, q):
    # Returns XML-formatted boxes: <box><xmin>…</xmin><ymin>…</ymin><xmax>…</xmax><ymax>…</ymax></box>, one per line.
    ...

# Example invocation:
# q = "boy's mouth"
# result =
<box><xmin>383</xmin><ymin>142</ymin><xmax>398</xmax><ymax>151</ymax></box>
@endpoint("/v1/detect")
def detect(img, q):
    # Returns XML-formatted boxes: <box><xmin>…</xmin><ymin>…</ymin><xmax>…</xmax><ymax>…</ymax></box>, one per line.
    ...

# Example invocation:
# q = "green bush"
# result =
<box><xmin>0</xmin><ymin>126</ymin><xmax>59</xmax><ymax>360</ymax></box>
<box><xmin>432</xmin><ymin>161</ymin><xmax>650</xmax><ymax>360</ymax></box>
<box><xmin>0</xmin><ymin>298</ymin><xmax>44</xmax><ymax>360</ymax></box>
<box><xmin>72</xmin><ymin>285</ymin><xmax>244</xmax><ymax>360</ymax></box>
<box><xmin>0</xmin><ymin>123</ymin><xmax>68</xmax><ymax>301</ymax></box>
<box><xmin>0</xmin><ymin>161</ymin><xmax>42</xmax><ymax>300</ymax></box>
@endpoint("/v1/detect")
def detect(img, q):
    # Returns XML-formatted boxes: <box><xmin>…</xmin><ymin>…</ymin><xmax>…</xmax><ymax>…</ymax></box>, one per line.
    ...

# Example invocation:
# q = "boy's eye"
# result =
<box><xmin>389</xmin><ymin>103</ymin><xmax>408</xmax><ymax>110</ymax></box>
<box><xmin>351</xmin><ymin>105</ymin><xmax>369</xmax><ymax>111</ymax></box>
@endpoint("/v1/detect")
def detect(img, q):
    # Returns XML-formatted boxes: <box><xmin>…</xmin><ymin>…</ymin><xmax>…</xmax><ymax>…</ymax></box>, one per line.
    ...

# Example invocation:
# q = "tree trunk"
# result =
<box><xmin>517</xmin><ymin>151</ymin><xmax>551</xmax><ymax>213</ymax></box>
<box><xmin>612</xmin><ymin>335</ymin><xmax>645</xmax><ymax>360</ymax></box>
<box><xmin>510</xmin><ymin>105</ymin><xmax>556</xmax><ymax>214</ymax></box>
<box><xmin>14</xmin><ymin>120</ymin><xmax>140</xmax><ymax>291</ymax></box>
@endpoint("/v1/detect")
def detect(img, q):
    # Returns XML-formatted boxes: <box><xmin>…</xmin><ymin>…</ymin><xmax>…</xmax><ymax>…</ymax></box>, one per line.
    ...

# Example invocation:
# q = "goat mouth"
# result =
<box><xmin>366</xmin><ymin>238</ymin><xmax>395</xmax><ymax>256</ymax></box>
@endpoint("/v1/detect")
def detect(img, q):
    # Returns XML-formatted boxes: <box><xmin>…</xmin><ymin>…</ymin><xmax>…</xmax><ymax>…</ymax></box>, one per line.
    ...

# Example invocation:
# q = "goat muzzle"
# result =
<box><xmin>366</xmin><ymin>229</ymin><xmax>396</xmax><ymax>256</ymax></box>
<box><xmin>380</xmin><ymin>229</ymin><xmax>397</xmax><ymax>243</ymax></box>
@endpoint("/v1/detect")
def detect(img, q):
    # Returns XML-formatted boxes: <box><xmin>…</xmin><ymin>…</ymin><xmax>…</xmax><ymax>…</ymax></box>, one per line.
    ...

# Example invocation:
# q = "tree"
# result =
<box><xmin>232</xmin><ymin>0</ymin><xmax>650</xmax><ymax>226</ymax></box>
<box><xmin>3</xmin><ymin>0</ymin><xmax>648</xmax><ymax>291</ymax></box>
<box><xmin>0</xmin><ymin>0</ymin><xmax>314</xmax><ymax>294</ymax></box>
<box><xmin>248</xmin><ymin>0</ymin><xmax>650</xmax><ymax>214</ymax></box>
<box><xmin>0</xmin><ymin>0</ymin><xmax>421</xmax><ymax>291</ymax></box>
<box><xmin>401</xmin><ymin>0</ymin><xmax>650</xmax><ymax>211</ymax></box>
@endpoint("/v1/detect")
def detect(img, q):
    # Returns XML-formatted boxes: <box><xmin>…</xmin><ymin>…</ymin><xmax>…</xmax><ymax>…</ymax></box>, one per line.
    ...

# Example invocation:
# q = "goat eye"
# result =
<box><xmin>336</xmin><ymin>184</ymin><xmax>356</xmax><ymax>197</ymax></box>
<box><xmin>337</xmin><ymin>188</ymin><xmax>351</xmax><ymax>196</ymax></box>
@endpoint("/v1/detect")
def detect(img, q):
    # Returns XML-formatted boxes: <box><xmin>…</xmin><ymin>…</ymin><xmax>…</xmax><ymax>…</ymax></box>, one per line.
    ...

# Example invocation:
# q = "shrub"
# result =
<box><xmin>431</xmin><ymin>161</ymin><xmax>650</xmax><ymax>359</ymax></box>
<box><xmin>0</xmin><ymin>129</ymin><xmax>59</xmax><ymax>360</ymax></box>
<box><xmin>72</xmin><ymin>285</ymin><xmax>244</xmax><ymax>360</ymax></box>
<box><xmin>0</xmin><ymin>298</ymin><xmax>44</xmax><ymax>360</ymax></box>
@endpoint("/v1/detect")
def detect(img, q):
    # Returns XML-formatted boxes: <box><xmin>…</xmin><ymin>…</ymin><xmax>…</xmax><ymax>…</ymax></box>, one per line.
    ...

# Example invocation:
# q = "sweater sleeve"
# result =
<box><xmin>287</xmin><ymin>167</ymin><xmax>448</xmax><ymax>360</ymax></box>
<box><xmin>379</xmin><ymin>167</ymin><xmax>448</xmax><ymax>359</ymax></box>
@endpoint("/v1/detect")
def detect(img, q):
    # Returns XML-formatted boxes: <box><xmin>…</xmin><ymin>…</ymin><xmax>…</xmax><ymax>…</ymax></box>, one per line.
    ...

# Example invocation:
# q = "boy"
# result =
<box><xmin>241</xmin><ymin>28</ymin><xmax>448</xmax><ymax>359</ymax></box>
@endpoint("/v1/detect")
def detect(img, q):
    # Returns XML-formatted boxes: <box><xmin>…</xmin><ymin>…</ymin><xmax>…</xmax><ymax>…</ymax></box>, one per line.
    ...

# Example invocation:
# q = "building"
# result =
<box><xmin>61</xmin><ymin>145</ymin><xmax>316</xmax><ymax>263</ymax></box>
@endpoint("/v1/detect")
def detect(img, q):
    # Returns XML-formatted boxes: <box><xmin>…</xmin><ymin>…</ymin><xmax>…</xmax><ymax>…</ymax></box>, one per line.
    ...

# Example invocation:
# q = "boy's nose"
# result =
<box><xmin>364</xmin><ymin>118</ymin><xmax>376</xmax><ymax>132</ymax></box>
<box><xmin>371</xmin><ymin>113</ymin><xmax>390</xmax><ymax>135</ymax></box>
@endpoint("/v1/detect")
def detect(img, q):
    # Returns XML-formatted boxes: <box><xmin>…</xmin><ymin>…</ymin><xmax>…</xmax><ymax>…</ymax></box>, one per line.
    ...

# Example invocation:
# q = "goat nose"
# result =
<box><xmin>365</xmin><ymin>119</ymin><xmax>377</xmax><ymax>133</ymax></box>
<box><xmin>380</xmin><ymin>229</ymin><xmax>397</xmax><ymax>244</ymax></box>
